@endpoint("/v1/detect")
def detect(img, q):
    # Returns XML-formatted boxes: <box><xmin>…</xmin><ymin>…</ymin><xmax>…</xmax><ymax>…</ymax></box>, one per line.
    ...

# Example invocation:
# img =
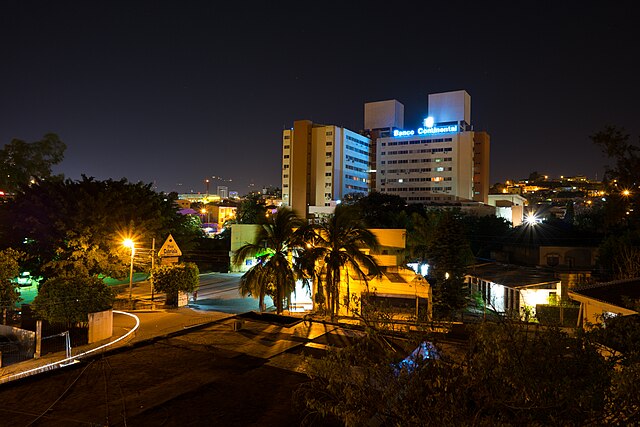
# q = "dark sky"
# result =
<box><xmin>1</xmin><ymin>1</ymin><xmax>638</xmax><ymax>195</ymax></box>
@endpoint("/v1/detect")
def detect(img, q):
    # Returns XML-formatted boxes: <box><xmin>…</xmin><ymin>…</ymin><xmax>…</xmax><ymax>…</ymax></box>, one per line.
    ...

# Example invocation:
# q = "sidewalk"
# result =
<box><xmin>0</xmin><ymin>306</ymin><xmax>235</xmax><ymax>385</ymax></box>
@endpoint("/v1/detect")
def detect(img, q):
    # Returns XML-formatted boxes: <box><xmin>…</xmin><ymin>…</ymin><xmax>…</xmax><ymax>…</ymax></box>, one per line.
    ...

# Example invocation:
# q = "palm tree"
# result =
<box><xmin>232</xmin><ymin>207</ymin><xmax>304</xmax><ymax>314</ymax></box>
<box><xmin>238</xmin><ymin>259</ymin><xmax>269</xmax><ymax>312</ymax></box>
<box><xmin>299</xmin><ymin>204</ymin><xmax>381</xmax><ymax>319</ymax></box>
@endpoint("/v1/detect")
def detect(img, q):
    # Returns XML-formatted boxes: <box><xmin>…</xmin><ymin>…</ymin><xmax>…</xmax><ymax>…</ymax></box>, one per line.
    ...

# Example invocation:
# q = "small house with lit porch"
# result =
<box><xmin>466</xmin><ymin>262</ymin><xmax>562</xmax><ymax>319</ymax></box>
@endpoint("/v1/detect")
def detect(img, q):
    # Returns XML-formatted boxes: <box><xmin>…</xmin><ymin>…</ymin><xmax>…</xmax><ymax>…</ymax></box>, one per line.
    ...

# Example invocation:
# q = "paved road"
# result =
<box><xmin>127</xmin><ymin>272</ymin><xmax>275</xmax><ymax>314</ymax></box>
<box><xmin>191</xmin><ymin>272</ymin><xmax>275</xmax><ymax>313</ymax></box>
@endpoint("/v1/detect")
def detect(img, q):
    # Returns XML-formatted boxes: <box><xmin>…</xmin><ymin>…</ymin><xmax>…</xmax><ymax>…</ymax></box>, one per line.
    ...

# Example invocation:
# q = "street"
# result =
<box><xmin>191</xmin><ymin>272</ymin><xmax>275</xmax><ymax>314</ymax></box>
<box><xmin>128</xmin><ymin>272</ymin><xmax>275</xmax><ymax>314</ymax></box>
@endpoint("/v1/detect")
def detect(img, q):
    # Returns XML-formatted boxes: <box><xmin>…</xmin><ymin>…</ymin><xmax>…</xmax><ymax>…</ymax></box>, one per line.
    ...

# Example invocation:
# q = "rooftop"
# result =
<box><xmin>571</xmin><ymin>278</ymin><xmax>640</xmax><ymax>311</ymax></box>
<box><xmin>466</xmin><ymin>262</ymin><xmax>559</xmax><ymax>288</ymax></box>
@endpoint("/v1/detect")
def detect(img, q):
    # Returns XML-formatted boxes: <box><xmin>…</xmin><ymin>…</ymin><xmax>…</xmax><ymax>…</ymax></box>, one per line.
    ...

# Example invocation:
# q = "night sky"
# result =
<box><xmin>1</xmin><ymin>2</ymin><xmax>638</xmax><ymax>195</ymax></box>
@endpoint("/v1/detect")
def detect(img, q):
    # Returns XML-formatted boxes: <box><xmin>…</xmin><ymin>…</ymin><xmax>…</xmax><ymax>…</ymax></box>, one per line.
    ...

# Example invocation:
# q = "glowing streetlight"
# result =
<box><xmin>201</xmin><ymin>207</ymin><xmax>210</xmax><ymax>224</ymax></box>
<box><xmin>524</xmin><ymin>213</ymin><xmax>539</xmax><ymax>226</ymax></box>
<box><xmin>123</xmin><ymin>238</ymin><xmax>135</xmax><ymax>303</ymax></box>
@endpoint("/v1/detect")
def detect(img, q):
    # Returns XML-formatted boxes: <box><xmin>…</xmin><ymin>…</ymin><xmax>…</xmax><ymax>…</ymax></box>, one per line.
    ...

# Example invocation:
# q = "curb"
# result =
<box><xmin>0</xmin><ymin>311</ymin><xmax>238</xmax><ymax>386</ymax></box>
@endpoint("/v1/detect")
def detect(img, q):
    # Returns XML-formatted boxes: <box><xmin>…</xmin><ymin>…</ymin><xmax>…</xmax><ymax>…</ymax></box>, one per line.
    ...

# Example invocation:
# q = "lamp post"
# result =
<box><xmin>201</xmin><ymin>207</ymin><xmax>210</xmax><ymax>224</ymax></box>
<box><xmin>123</xmin><ymin>239</ymin><xmax>135</xmax><ymax>304</ymax></box>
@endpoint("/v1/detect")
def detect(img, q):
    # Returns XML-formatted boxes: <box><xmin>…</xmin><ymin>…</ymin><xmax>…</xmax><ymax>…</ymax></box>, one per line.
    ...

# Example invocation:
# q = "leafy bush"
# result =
<box><xmin>32</xmin><ymin>272</ymin><xmax>116</xmax><ymax>325</ymax></box>
<box><xmin>151</xmin><ymin>263</ymin><xmax>199</xmax><ymax>305</ymax></box>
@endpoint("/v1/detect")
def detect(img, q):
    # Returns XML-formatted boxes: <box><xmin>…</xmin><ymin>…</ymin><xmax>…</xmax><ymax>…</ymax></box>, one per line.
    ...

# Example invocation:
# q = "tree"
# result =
<box><xmin>590</xmin><ymin>125</ymin><xmax>640</xmax><ymax>188</ymax></box>
<box><xmin>351</xmin><ymin>191</ymin><xmax>409</xmax><ymax>228</ymax></box>
<box><xmin>0</xmin><ymin>176</ymin><xmax>200</xmax><ymax>280</ymax></box>
<box><xmin>596</xmin><ymin>232</ymin><xmax>640</xmax><ymax>280</ymax></box>
<box><xmin>0</xmin><ymin>248</ymin><xmax>22</xmax><ymax>323</ymax></box>
<box><xmin>426</xmin><ymin>210</ymin><xmax>474</xmax><ymax>318</ymax></box>
<box><xmin>31</xmin><ymin>270</ymin><xmax>116</xmax><ymax>326</ymax></box>
<box><xmin>151</xmin><ymin>263</ymin><xmax>199</xmax><ymax>306</ymax></box>
<box><xmin>297</xmin><ymin>319</ymin><xmax>620</xmax><ymax>426</ymax></box>
<box><xmin>298</xmin><ymin>204</ymin><xmax>380</xmax><ymax>318</ymax></box>
<box><xmin>232</xmin><ymin>207</ymin><xmax>304</xmax><ymax>314</ymax></box>
<box><xmin>0</xmin><ymin>133</ymin><xmax>66</xmax><ymax>193</ymax></box>
<box><xmin>405</xmin><ymin>212</ymin><xmax>435</xmax><ymax>266</ymax></box>
<box><xmin>238</xmin><ymin>262</ymin><xmax>270</xmax><ymax>312</ymax></box>
<box><xmin>460</xmin><ymin>213</ymin><xmax>511</xmax><ymax>259</ymax></box>
<box><xmin>236</xmin><ymin>192</ymin><xmax>267</xmax><ymax>224</ymax></box>
<box><xmin>590</xmin><ymin>126</ymin><xmax>640</xmax><ymax>229</ymax></box>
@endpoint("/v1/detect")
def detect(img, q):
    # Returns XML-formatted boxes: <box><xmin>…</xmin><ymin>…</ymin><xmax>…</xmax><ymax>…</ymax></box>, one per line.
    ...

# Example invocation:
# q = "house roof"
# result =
<box><xmin>466</xmin><ymin>262</ymin><xmax>559</xmax><ymax>288</ymax></box>
<box><xmin>570</xmin><ymin>278</ymin><xmax>640</xmax><ymax>311</ymax></box>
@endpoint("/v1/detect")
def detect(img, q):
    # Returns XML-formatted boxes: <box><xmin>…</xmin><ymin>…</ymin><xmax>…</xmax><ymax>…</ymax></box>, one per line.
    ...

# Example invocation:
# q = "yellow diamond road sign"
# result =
<box><xmin>158</xmin><ymin>234</ymin><xmax>182</xmax><ymax>257</ymax></box>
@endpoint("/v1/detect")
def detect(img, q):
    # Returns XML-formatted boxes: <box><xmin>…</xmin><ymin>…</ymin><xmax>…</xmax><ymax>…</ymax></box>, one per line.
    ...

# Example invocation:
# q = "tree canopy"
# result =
<box><xmin>235</xmin><ymin>192</ymin><xmax>267</xmax><ymax>224</ymax></box>
<box><xmin>0</xmin><ymin>176</ymin><xmax>200</xmax><ymax>280</ymax></box>
<box><xmin>233</xmin><ymin>207</ymin><xmax>305</xmax><ymax>313</ymax></box>
<box><xmin>0</xmin><ymin>248</ymin><xmax>22</xmax><ymax>313</ymax></box>
<box><xmin>297</xmin><ymin>204</ymin><xmax>381</xmax><ymax>318</ymax></box>
<box><xmin>31</xmin><ymin>270</ymin><xmax>116</xmax><ymax>325</ymax></box>
<box><xmin>426</xmin><ymin>210</ymin><xmax>474</xmax><ymax>318</ymax></box>
<box><xmin>0</xmin><ymin>133</ymin><xmax>66</xmax><ymax>193</ymax></box>
<box><xmin>151</xmin><ymin>263</ymin><xmax>199</xmax><ymax>306</ymax></box>
<box><xmin>297</xmin><ymin>318</ymin><xmax>638</xmax><ymax>426</ymax></box>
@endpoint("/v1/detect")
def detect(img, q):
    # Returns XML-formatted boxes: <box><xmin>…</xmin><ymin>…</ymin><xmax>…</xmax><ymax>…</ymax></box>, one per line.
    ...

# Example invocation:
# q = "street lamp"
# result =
<box><xmin>123</xmin><ymin>238</ymin><xmax>135</xmax><ymax>304</ymax></box>
<box><xmin>201</xmin><ymin>207</ymin><xmax>210</xmax><ymax>224</ymax></box>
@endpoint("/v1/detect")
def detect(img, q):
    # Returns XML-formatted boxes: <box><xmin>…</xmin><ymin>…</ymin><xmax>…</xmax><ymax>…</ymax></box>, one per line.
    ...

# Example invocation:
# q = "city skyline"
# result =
<box><xmin>1</xmin><ymin>2</ymin><xmax>638</xmax><ymax>195</ymax></box>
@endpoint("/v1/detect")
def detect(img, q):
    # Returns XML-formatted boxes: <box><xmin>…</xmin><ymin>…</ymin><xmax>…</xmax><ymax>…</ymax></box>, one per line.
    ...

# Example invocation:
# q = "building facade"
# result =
<box><xmin>281</xmin><ymin>120</ymin><xmax>371</xmax><ymax>218</ymax></box>
<box><xmin>368</xmin><ymin>90</ymin><xmax>490</xmax><ymax>204</ymax></box>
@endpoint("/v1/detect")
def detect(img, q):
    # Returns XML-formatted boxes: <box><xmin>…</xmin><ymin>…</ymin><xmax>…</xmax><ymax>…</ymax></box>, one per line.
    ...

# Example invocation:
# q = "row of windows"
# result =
<box><xmin>382</xmin><ymin>157</ymin><xmax>452</xmax><ymax>165</ymax></box>
<box><xmin>346</xmin><ymin>184</ymin><xmax>368</xmax><ymax>191</ymax></box>
<box><xmin>345</xmin><ymin>155</ymin><xmax>369</xmax><ymax>166</ymax></box>
<box><xmin>381</xmin><ymin>167</ymin><xmax>451</xmax><ymax>174</ymax></box>
<box><xmin>346</xmin><ymin>134</ymin><xmax>370</xmax><ymax>147</ymax></box>
<box><xmin>382</xmin><ymin>137</ymin><xmax>453</xmax><ymax>147</ymax></box>
<box><xmin>345</xmin><ymin>144</ymin><xmax>369</xmax><ymax>156</ymax></box>
<box><xmin>382</xmin><ymin>147</ymin><xmax>453</xmax><ymax>156</ymax></box>
<box><xmin>406</xmin><ymin>196</ymin><xmax>451</xmax><ymax>201</ymax></box>
<box><xmin>345</xmin><ymin>174</ymin><xmax>368</xmax><ymax>183</ymax></box>
<box><xmin>382</xmin><ymin>177</ymin><xmax>452</xmax><ymax>183</ymax></box>
<box><xmin>384</xmin><ymin>186</ymin><xmax>453</xmax><ymax>192</ymax></box>
<box><xmin>345</xmin><ymin>164</ymin><xmax>368</xmax><ymax>173</ymax></box>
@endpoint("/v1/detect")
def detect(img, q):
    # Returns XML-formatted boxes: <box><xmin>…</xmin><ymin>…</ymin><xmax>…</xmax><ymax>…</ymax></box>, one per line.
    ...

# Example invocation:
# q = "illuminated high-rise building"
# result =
<box><xmin>368</xmin><ymin>90</ymin><xmax>490</xmax><ymax>203</ymax></box>
<box><xmin>281</xmin><ymin>120</ymin><xmax>371</xmax><ymax>218</ymax></box>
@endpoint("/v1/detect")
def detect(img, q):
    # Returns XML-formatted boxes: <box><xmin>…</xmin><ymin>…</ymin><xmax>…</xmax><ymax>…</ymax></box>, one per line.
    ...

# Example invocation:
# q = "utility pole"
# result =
<box><xmin>150</xmin><ymin>237</ymin><xmax>155</xmax><ymax>301</ymax></box>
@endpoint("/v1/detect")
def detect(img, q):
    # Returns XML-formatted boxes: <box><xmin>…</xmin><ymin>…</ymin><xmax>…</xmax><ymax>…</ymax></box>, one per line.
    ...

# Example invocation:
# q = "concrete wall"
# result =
<box><xmin>539</xmin><ymin>246</ymin><xmax>598</xmax><ymax>269</ymax></box>
<box><xmin>428</xmin><ymin>90</ymin><xmax>471</xmax><ymax>124</ymax></box>
<box><xmin>291</xmin><ymin>120</ymin><xmax>313</xmax><ymax>217</ymax></box>
<box><xmin>472</xmin><ymin>131</ymin><xmax>490</xmax><ymax>204</ymax></box>
<box><xmin>229</xmin><ymin>224</ymin><xmax>262</xmax><ymax>272</ymax></box>
<box><xmin>455</xmin><ymin>132</ymin><xmax>474</xmax><ymax>200</ymax></box>
<box><xmin>88</xmin><ymin>309</ymin><xmax>113</xmax><ymax>344</ymax></box>
<box><xmin>364</xmin><ymin>99</ymin><xmax>404</xmax><ymax>130</ymax></box>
